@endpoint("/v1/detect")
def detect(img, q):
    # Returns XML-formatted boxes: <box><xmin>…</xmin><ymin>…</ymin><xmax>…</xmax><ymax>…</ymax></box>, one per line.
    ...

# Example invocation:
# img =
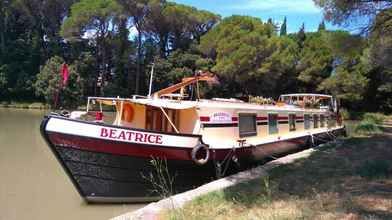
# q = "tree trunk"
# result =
<box><xmin>135</xmin><ymin>29</ymin><xmax>142</xmax><ymax>94</ymax></box>
<box><xmin>0</xmin><ymin>5</ymin><xmax>6</xmax><ymax>58</ymax></box>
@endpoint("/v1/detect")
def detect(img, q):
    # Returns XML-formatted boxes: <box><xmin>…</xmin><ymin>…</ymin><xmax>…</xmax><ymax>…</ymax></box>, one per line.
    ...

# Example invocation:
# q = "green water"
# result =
<box><xmin>0</xmin><ymin>109</ymin><xmax>142</xmax><ymax>220</ymax></box>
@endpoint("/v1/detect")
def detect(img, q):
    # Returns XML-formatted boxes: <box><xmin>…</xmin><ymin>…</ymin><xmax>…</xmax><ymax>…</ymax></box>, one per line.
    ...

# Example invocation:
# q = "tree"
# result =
<box><xmin>0</xmin><ymin>65</ymin><xmax>8</xmax><ymax>97</ymax></box>
<box><xmin>34</xmin><ymin>56</ymin><xmax>84</xmax><ymax>108</ymax></box>
<box><xmin>297</xmin><ymin>23</ymin><xmax>306</xmax><ymax>47</ymax></box>
<box><xmin>0</xmin><ymin>0</ymin><xmax>11</xmax><ymax>58</ymax></box>
<box><xmin>199</xmin><ymin>15</ymin><xmax>298</xmax><ymax>97</ymax></box>
<box><xmin>296</xmin><ymin>32</ymin><xmax>333</xmax><ymax>91</ymax></box>
<box><xmin>117</xmin><ymin>0</ymin><xmax>149</xmax><ymax>94</ymax></box>
<box><xmin>318</xmin><ymin>20</ymin><xmax>326</xmax><ymax>31</ymax></box>
<box><xmin>367</xmin><ymin>8</ymin><xmax>392</xmax><ymax>112</ymax></box>
<box><xmin>108</xmin><ymin>17</ymin><xmax>134</xmax><ymax>96</ymax></box>
<box><xmin>280</xmin><ymin>16</ymin><xmax>287</xmax><ymax>36</ymax></box>
<box><xmin>144</xmin><ymin>1</ymin><xmax>219</xmax><ymax>56</ymax></box>
<box><xmin>61</xmin><ymin>0</ymin><xmax>122</xmax><ymax>95</ymax></box>
<box><xmin>163</xmin><ymin>3</ymin><xmax>219</xmax><ymax>51</ymax></box>
<box><xmin>313</xmin><ymin>0</ymin><xmax>392</xmax><ymax>32</ymax></box>
<box><xmin>319</xmin><ymin>63</ymin><xmax>368</xmax><ymax>104</ymax></box>
<box><xmin>14</xmin><ymin>0</ymin><xmax>76</xmax><ymax>60</ymax></box>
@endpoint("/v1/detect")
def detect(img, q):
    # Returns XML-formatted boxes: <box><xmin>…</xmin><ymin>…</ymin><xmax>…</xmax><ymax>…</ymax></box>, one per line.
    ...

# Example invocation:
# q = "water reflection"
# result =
<box><xmin>0</xmin><ymin>109</ymin><xmax>142</xmax><ymax>220</ymax></box>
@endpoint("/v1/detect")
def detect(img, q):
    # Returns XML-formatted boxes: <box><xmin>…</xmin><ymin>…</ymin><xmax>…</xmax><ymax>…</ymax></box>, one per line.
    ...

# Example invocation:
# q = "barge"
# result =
<box><xmin>40</xmin><ymin>72</ymin><xmax>345</xmax><ymax>203</ymax></box>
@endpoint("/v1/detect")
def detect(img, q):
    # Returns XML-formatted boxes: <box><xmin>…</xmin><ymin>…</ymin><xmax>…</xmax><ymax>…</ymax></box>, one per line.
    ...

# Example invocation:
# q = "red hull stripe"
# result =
<box><xmin>48</xmin><ymin>132</ymin><xmax>194</xmax><ymax>160</ymax></box>
<box><xmin>257</xmin><ymin>116</ymin><xmax>268</xmax><ymax>121</ymax></box>
<box><xmin>199</xmin><ymin>116</ymin><xmax>210</xmax><ymax>122</ymax></box>
<box><xmin>200</xmin><ymin>116</ymin><xmax>302</xmax><ymax>122</ymax></box>
<box><xmin>48</xmin><ymin>131</ymin><xmax>254</xmax><ymax>161</ymax></box>
<box><xmin>46</xmin><ymin>131</ymin><xmax>310</xmax><ymax>161</ymax></box>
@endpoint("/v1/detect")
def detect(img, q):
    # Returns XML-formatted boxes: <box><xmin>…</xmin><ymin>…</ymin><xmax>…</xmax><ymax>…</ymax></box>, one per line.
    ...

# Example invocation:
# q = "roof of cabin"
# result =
<box><xmin>280</xmin><ymin>93</ymin><xmax>332</xmax><ymax>98</ymax></box>
<box><xmin>88</xmin><ymin>96</ymin><xmax>327</xmax><ymax>112</ymax></box>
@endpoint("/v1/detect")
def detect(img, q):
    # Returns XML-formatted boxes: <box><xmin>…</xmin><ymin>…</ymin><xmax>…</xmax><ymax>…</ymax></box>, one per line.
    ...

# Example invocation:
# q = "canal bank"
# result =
<box><xmin>112</xmin><ymin>130</ymin><xmax>392</xmax><ymax>220</ymax></box>
<box><xmin>0</xmin><ymin>109</ymin><xmax>143</xmax><ymax>220</ymax></box>
<box><xmin>111</xmin><ymin>144</ymin><xmax>331</xmax><ymax>220</ymax></box>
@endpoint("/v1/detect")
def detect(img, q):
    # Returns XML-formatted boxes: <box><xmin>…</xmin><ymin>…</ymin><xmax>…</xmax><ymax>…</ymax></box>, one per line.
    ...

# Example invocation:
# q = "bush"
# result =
<box><xmin>354</xmin><ymin>119</ymin><xmax>382</xmax><ymax>135</ymax></box>
<box><xmin>34</xmin><ymin>56</ymin><xmax>84</xmax><ymax>109</ymax></box>
<box><xmin>356</xmin><ymin>160</ymin><xmax>391</xmax><ymax>179</ymax></box>
<box><xmin>362</xmin><ymin>113</ymin><xmax>386</xmax><ymax>124</ymax></box>
<box><xmin>339</xmin><ymin>108</ymin><xmax>350</xmax><ymax>120</ymax></box>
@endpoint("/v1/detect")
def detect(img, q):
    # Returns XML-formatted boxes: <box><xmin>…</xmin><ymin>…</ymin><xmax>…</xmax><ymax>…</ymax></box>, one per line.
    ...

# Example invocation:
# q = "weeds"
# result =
<box><xmin>141</xmin><ymin>157</ymin><xmax>176</xmax><ymax>198</ymax></box>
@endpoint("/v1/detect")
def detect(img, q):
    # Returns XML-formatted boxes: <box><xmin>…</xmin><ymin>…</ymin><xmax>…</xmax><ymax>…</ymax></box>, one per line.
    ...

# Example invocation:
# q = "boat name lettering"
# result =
<box><xmin>211</xmin><ymin>112</ymin><xmax>232</xmax><ymax>123</ymax></box>
<box><xmin>100</xmin><ymin>128</ymin><xmax>163</xmax><ymax>144</ymax></box>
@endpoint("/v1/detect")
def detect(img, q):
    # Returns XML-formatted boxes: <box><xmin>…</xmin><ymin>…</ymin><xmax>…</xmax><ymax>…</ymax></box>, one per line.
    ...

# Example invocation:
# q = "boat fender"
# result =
<box><xmin>191</xmin><ymin>143</ymin><xmax>210</xmax><ymax>165</ymax></box>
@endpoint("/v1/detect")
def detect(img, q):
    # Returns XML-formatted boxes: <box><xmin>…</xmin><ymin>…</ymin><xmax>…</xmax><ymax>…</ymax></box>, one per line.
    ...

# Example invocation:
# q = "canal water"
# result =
<box><xmin>0</xmin><ymin>109</ymin><xmax>143</xmax><ymax>220</ymax></box>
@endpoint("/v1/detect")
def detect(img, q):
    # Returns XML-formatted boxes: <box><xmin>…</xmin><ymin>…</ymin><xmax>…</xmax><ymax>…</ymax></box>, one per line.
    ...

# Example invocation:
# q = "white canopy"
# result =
<box><xmin>88</xmin><ymin>96</ymin><xmax>197</xmax><ymax>110</ymax></box>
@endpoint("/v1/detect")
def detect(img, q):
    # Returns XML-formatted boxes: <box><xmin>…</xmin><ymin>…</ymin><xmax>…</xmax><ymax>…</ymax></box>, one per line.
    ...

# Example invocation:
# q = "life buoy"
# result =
<box><xmin>191</xmin><ymin>143</ymin><xmax>210</xmax><ymax>165</ymax></box>
<box><xmin>122</xmin><ymin>103</ymin><xmax>134</xmax><ymax>122</ymax></box>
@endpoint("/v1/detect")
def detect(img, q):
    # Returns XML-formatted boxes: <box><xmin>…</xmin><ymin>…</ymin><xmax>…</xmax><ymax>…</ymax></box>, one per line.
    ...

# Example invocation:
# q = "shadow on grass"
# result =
<box><xmin>221</xmin><ymin>134</ymin><xmax>392</xmax><ymax>219</ymax></box>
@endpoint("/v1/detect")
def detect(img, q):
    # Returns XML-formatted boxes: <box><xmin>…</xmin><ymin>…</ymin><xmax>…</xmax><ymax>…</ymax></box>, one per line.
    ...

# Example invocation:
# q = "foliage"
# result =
<box><xmin>60</xmin><ymin>0</ymin><xmax>121</xmax><ymax>40</ymax></box>
<box><xmin>0</xmin><ymin>0</ymin><xmax>392</xmax><ymax>114</ymax></box>
<box><xmin>141</xmin><ymin>157</ymin><xmax>176</xmax><ymax>198</ymax></box>
<box><xmin>362</xmin><ymin>112</ymin><xmax>386</xmax><ymax>124</ymax></box>
<box><xmin>0</xmin><ymin>66</ymin><xmax>8</xmax><ymax>94</ymax></box>
<box><xmin>354</xmin><ymin>119</ymin><xmax>382</xmax><ymax>135</ymax></box>
<box><xmin>318</xmin><ymin>20</ymin><xmax>326</xmax><ymax>31</ymax></box>
<box><xmin>33</xmin><ymin>56</ymin><xmax>83</xmax><ymax>108</ymax></box>
<box><xmin>297</xmin><ymin>32</ymin><xmax>333</xmax><ymax>90</ymax></box>
<box><xmin>199</xmin><ymin>15</ymin><xmax>297</xmax><ymax>97</ymax></box>
<box><xmin>280</xmin><ymin>16</ymin><xmax>287</xmax><ymax>36</ymax></box>
<box><xmin>319</xmin><ymin>64</ymin><xmax>368</xmax><ymax>101</ymax></box>
<box><xmin>313</xmin><ymin>0</ymin><xmax>392</xmax><ymax>32</ymax></box>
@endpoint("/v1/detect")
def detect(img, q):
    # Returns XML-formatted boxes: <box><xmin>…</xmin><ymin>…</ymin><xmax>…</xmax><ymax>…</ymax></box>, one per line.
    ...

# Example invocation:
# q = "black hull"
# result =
<box><xmin>54</xmin><ymin>146</ymin><xmax>216</xmax><ymax>203</ymax></box>
<box><xmin>41</xmin><ymin>116</ymin><xmax>346</xmax><ymax>203</ymax></box>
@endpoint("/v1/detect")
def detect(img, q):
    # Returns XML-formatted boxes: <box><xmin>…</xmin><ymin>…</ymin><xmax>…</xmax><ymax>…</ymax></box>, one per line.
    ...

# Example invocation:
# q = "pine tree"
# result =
<box><xmin>318</xmin><ymin>20</ymin><xmax>326</xmax><ymax>31</ymax></box>
<box><xmin>280</xmin><ymin>16</ymin><xmax>287</xmax><ymax>36</ymax></box>
<box><xmin>298</xmin><ymin>23</ymin><xmax>306</xmax><ymax>48</ymax></box>
<box><xmin>267</xmin><ymin>18</ymin><xmax>273</xmax><ymax>25</ymax></box>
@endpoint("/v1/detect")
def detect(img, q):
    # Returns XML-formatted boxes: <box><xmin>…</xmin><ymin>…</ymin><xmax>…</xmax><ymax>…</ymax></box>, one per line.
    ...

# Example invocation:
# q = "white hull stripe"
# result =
<box><xmin>46</xmin><ymin>117</ymin><xmax>200</xmax><ymax>148</ymax></box>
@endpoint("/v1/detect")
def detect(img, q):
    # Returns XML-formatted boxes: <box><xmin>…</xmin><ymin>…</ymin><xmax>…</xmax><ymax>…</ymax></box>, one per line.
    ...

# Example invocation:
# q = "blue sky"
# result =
<box><xmin>172</xmin><ymin>0</ymin><xmax>344</xmax><ymax>33</ymax></box>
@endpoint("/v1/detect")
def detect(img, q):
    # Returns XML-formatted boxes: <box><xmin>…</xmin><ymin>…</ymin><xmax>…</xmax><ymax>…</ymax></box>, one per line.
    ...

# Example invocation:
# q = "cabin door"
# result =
<box><xmin>145</xmin><ymin>107</ymin><xmax>178</xmax><ymax>133</ymax></box>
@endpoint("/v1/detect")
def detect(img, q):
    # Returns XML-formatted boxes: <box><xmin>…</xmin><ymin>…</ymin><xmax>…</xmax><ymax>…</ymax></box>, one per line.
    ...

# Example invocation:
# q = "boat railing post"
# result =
<box><xmin>159</xmin><ymin>106</ymin><xmax>179</xmax><ymax>133</ymax></box>
<box><xmin>118</xmin><ymin>101</ymin><xmax>124</xmax><ymax>126</ymax></box>
<box><xmin>148</xmin><ymin>63</ymin><xmax>155</xmax><ymax>98</ymax></box>
<box><xmin>86</xmin><ymin>98</ymin><xmax>90</xmax><ymax>113</ymax></box>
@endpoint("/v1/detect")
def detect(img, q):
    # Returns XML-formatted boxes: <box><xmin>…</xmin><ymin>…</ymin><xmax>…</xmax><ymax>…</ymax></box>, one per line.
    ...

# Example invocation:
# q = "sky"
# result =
<box><xmin>171</xmin><ymin>0</ymin><xmax>344</xmax><ymax>33</ymax></box>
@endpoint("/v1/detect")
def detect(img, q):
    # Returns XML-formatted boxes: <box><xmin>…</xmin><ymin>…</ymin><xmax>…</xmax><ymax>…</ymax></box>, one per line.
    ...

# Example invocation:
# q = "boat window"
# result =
<box><xmin>304</xmin><ymin>114</ymin><xmax>311</xmax><ymax>130</ymax></box>
<box><xmin>239</xmin><ymin>113</ymin><xmax>257</xmax><ymax>137</ymax></box>
<box><xmin>268</xmin><ymin>114</ymin><xmax>279</xmax><ymax>134</ymax></box>
<box><xmin>313</xmin><ymin>114</ymin><xmax>319</xmax><ymax>128</ymax></box>
<box><xmin>320</xmin><ymin>115</ymin><xmax>325</xmax><ymax>127</ymax></box>
<box><xmin>289</xmin><ymin>114</ymin><xmax>296</xmax><ymax>131</ymax></box>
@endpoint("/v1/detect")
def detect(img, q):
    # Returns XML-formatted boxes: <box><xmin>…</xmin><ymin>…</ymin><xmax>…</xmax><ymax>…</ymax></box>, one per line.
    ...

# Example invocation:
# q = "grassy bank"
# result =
<box><xmin>0</xmin><ymin>101</ymin><xmax>49</xmax><ymax>109</ymax></box>
<box><xmin>164</xmin><ymin>132</ymin><xmax>392</xmax><ymax>219</ymax></box>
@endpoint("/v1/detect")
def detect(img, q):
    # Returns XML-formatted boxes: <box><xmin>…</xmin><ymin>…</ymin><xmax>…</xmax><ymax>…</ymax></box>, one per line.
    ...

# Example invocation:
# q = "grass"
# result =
<box><xmin>163</xmin><ymin>131</ymin><xmax>392</xmax><ymax>220</ymax></box>
<box><xmin>0</xmin><ymin>101</ymin><xmax>49</xmax><ymax>109</ymax></box>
